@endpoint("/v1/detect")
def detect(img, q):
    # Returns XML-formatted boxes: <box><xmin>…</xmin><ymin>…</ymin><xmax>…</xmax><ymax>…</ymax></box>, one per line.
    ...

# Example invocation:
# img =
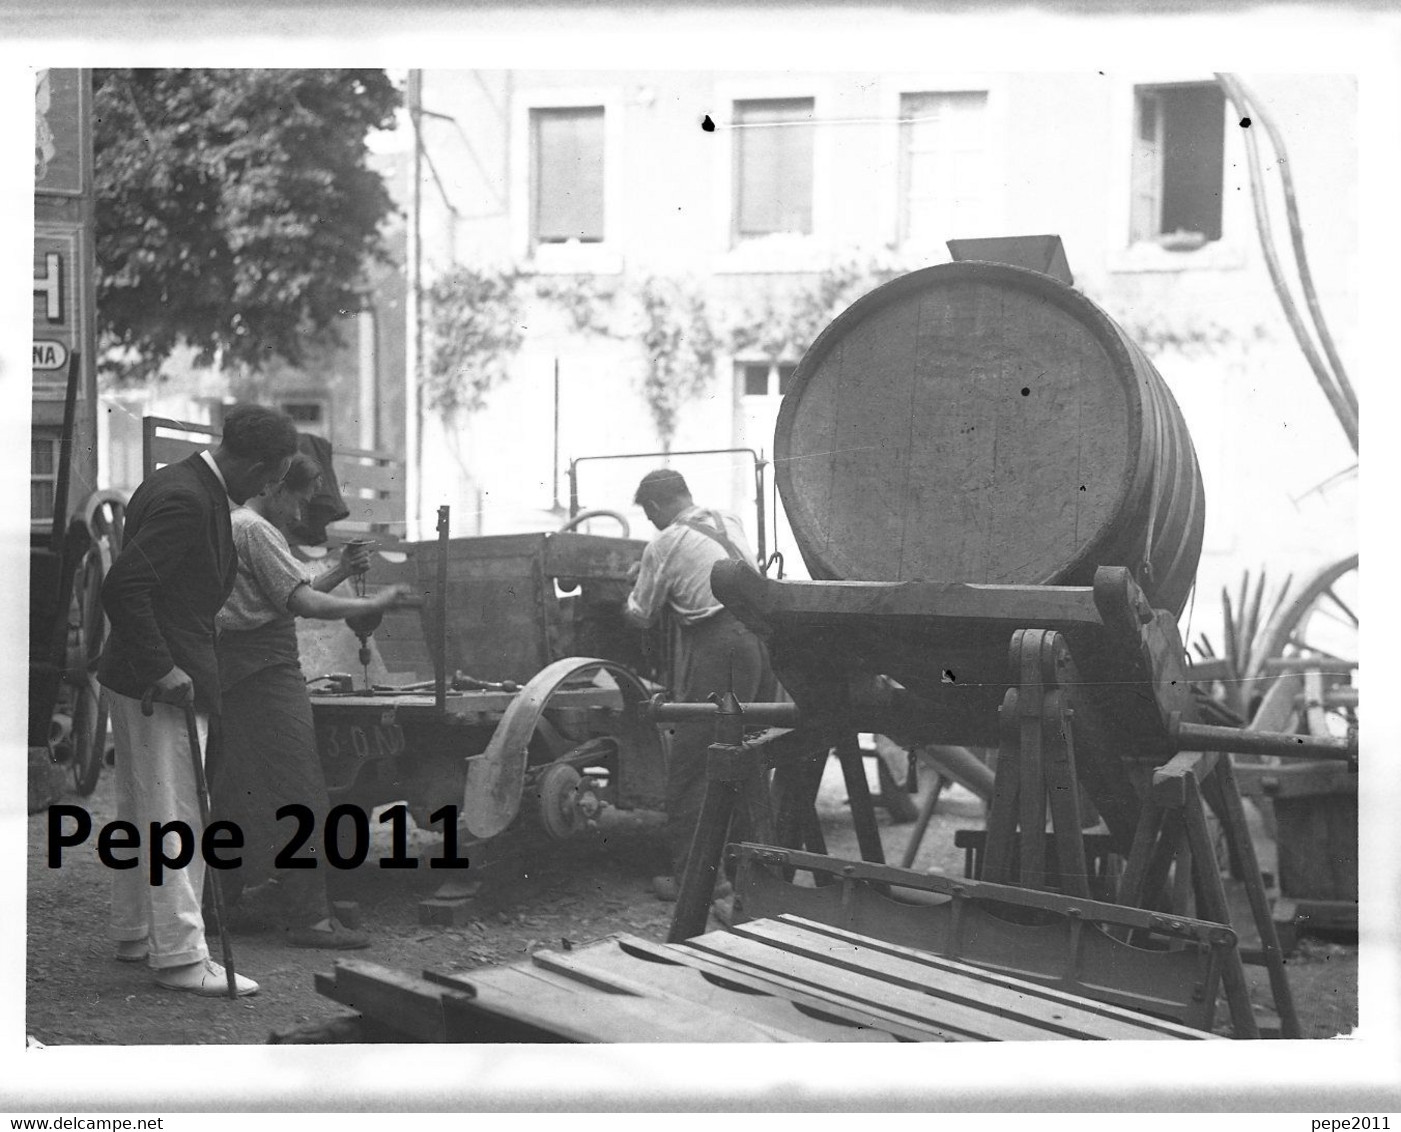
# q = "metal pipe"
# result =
<box><xmin>1214</xmin><ymin>73</ymin><xmax>1357</xmax><ymax>455</ymax></box>
<box><xmin>1222</xmin><ymin>72</ymin><xmax>1358</xmax><ymax>423</ymax></box>
<box><xmin>406</xmin><ymin>70</ymin><xmax>424</xmax><ymax>540</ymax></box>
<box><xmin>1172</xmin><ymin>717</ymin><xmax>1356</xmax><ymax>764</ymax></box>
<box><xmin>645</xmin><ymin>696</ymin><xmax>800</xmax><ymax>727</ymax></box>
<box><xmin>50</xmin><ymin>351</ymin><xmax>81</xmax><ymax>554</ymax></box>
<box><xmin>552</xmin><ymin>357</ymin><xmax>561</xmax><ymax>512</ymax></box>
<box><xmin>435</xmin><ymin>505</ymin><xmax>449</xmax><ymax>713</ymax></box>
<box><xmin>357</xmin><ymin>306</ymin><xmax>378</xmax><ymax>451</ymax></box>
<box><xmin>752</xmin><ymin>455</ymin><xmax>767</xmax><ymax>567</ymax></box>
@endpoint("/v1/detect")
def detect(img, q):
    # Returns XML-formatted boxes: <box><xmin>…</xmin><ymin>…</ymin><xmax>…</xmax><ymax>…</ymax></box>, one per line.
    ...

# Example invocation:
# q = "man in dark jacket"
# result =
<box><xmin>99</xmin><ymin>404</ymin><xmax>298</xmax><ymax>996</ymax></box>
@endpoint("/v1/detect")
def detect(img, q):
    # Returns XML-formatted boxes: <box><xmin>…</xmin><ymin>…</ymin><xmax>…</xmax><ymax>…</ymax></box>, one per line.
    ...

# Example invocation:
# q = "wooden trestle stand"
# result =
<box><xmin>654</xmin><ymin>562</ymin><xmax>1357</xmax><ymax>1038</ymax></box>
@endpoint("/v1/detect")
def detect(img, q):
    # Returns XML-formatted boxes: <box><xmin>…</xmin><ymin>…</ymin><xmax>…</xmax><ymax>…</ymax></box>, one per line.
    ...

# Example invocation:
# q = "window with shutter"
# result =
<box><xmin>31</xmin><ymin>429</ymin><xmax>59</xmax><ymax>522</ymax></box>
<box><xmin>733</xmin><ymin>98</ymin><xmax>815</xmax><ymax>243</ymax></box>
<box><xmin>899</xmin><ymin>91</ymin><xmax>989</xmax><ymax>247</ymax></box>
<box><xmin>1130</xmin><ymin>83</ymin><xmax>1225</xmax><ymax>247</ymax></box>
<box><xmin>531</xmin><ymin>106</ymin><xmax>606</xmax><ymax>245</ymax></box>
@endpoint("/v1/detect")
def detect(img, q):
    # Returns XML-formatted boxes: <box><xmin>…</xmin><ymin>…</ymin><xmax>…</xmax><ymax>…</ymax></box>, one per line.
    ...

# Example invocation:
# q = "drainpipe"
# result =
<box><xmin>358</xmin><ymin>305</ymin><xmax>378</xmax><ymax>451</ymax></box>
<box><xmin>406</xmin><ymin>69</ymin><xmax>424</xmax><ymax>540</ymax></box>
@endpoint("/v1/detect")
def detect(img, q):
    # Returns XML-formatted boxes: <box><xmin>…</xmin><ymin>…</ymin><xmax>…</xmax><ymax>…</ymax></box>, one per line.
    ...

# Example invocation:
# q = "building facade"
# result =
<box><xmin>397</xmin><ymin>68</ymin><xmax>1357</xmax><ymax>644</ymax></box>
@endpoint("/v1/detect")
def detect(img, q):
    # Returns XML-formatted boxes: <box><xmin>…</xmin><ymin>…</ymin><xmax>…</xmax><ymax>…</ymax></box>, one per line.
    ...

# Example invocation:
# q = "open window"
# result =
<box><xmin>531</xmin><ymin>106</ymin><xmax>606</xmax><ymax>246</ymax></box>
<box><xmin>1130</xmin><ymin>83</ymin><xmax>1226</xmax><ymax>249</ymax></box>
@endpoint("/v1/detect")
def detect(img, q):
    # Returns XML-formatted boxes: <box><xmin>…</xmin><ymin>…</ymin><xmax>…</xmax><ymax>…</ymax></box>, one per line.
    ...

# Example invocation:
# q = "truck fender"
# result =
<box><xmin>462</xmin><ymin>656</ymin><xmax>657</xmax><ymax>839</ymax></box>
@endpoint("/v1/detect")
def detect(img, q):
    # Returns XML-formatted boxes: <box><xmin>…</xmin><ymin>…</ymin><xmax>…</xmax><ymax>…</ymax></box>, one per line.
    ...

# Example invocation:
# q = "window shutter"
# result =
<box><xmin>734</xmin><ymin>99</ymin><xmax>814</xmax><ymax>238</ymax></box>
<box><xmin>900</xmin><ymin>91</ymin><xmax>988</xmax><ymax>246</ymax></box>
<box><xmin>1130</xmin><ymin>91</ymin><xmax>1165</xmax><ymax>243</ymax></box>
<box><xmin>533</xmin><ymin>107</ymin><xmax>605</xmax><ymax>243</ymax></box>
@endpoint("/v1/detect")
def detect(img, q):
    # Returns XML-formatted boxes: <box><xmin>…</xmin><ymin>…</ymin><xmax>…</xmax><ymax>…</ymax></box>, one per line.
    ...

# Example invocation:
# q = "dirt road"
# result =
<box><xmin>26</xmin><ymin>762</ymin><xmax>1356</xmax><ymax>1045</ymax></box>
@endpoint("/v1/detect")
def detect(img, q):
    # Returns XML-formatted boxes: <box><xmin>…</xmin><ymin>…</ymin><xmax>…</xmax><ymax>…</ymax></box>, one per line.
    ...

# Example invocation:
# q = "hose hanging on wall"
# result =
<box><xmin>1214</xmin><ymin>72</ymin><xmax>1359</xmax><ymax>455</ymax></box>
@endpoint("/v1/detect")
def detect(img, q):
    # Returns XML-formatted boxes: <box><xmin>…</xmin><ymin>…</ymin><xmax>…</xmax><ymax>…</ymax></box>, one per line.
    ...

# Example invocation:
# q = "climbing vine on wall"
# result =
<box><xmin>423</xmin><ymin>265</ymin><xmax>525</xmax><ymax>417</ymax></box>
<box><xmin>422</xmin><ymin>255</ymin><xmax>908</xmax><ymax>440</ymax></box>
<box><xmin>634</xmin><ymin>276</ymin><xmax>718</xmax><ymax>450</ymax></box>
<box><xmin>533</xmin><ymin>275</ymin><xmax>622</xmax><ymax>338</ymax></box>
<box><xmin>724</xmin><ymin>257</ymin><xmax>905</xmax><ymax>360</ymax></box>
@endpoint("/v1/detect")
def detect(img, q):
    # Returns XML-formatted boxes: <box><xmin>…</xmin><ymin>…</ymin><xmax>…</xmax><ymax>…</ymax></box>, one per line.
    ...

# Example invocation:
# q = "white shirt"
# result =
<box><xmin>625</xmin><ymin>505</ymin><xmax>755</xmax><ymax>627</ymax></box>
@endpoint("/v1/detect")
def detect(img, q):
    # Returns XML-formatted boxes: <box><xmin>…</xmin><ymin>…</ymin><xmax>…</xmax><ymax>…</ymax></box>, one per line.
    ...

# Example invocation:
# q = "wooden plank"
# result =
<box><xmin>732</xmin><ymin>854</ymin><xmax>1221</xmax><ymax>1028</ymax></box>
<box><xmin>1233</xmin><ymin>761</ymin><xmax>1358</xmax><ymax>800</ymax></box>
<box><xmin>317</xmin><ymin>959</ymin><xmax>462</xmax><ymax>1042</ymax></box>
<box><xmin>441</xmin><ymin>974</ymin><xmax>810</xmax><ymax>1043</ymax></box>
<box><xmin>730</xmin><ymin>918</ymin><xmax>1181</xmax><ymax>1041</ymax></box>
<box><xmin>762</xmin><ymin>915</ymin><xmax>1217</xmax><ymax>1040</ymax></box>
<box><xmin>426</xmin><ymin>961</ymin><xmax>809</xmax><ymax>1042</ymax></box>
<box><xmin>681</xmin><ymin>931</ymin><xmax>1069</xmax><ymax>1041</ymax></box>
<box><xmin>614</xmin><ymin>936</ymin><xmax>958</xmax><ymax>1042</ymax></box>
<box><xmin>530</xmin><ymin>944</ymin><xmax>895</xmax><ymax>1042</ymax></box>
<box><xmin>464</xmin><ymin>963</ymin><xmax>630</xmax><ymax>999</ymax></box>
<box><xmin>733</xmin><ymin>843</ymin><xmax>1230</xmax><ymax>944</ymax></box>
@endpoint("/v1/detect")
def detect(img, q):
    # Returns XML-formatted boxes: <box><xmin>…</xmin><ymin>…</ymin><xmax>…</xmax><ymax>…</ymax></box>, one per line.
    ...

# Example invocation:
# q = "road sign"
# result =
<box><xmin>33</xmin><ymin>340</ymin><xmax>69</xmax><ymax>371</ymax></box>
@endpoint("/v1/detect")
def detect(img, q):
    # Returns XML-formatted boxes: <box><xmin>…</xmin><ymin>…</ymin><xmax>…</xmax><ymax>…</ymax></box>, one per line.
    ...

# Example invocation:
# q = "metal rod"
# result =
<box><xmin>50</xmin><ymin>351</ymin><xmax>82</xmax><ymax>555</ymax></box>
<box><xmin>406</xmin><ymin>70</ymin><xmax>424</xmax><ymax>540</ymax></box>
<box><xmin>1173</xmin><ymin>718</ymin><xmax>1356</xmax><ymax>763</ymax></box>
<box><xmin>752</xmin><ymin>455</ymin><xmax>767</xmax><ymax>567</ymax></box>
<box><xmin>552</xmin><ymin>357</ymin><xmax>561</xmax><ymax>511</ymax></box>
<box><xmin>182</xmin><ymin>705</ymin><xmax>239</xmax><ymax>1000</ymax></box>
<box><xmin>646</xmin><ymin>699</ymin><xmax>800</xmax><ymax>727</ymax></box>
<box><xmin>435</xmin><ymin>505</ymin><xmax>449</xmax><ymax>713</ymax></box>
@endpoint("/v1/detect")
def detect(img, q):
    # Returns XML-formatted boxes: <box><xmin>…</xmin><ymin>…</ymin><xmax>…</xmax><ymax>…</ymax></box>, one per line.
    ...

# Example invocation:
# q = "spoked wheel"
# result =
<box><xmin>1249</xmin><ymin>553</ymin><xmax>1358</xmax><ymax>739</ymax></box>
<box><xmin>65</xmin><ymin>541</ymin><xmax>109</xmax><ymax>795</ymax></box>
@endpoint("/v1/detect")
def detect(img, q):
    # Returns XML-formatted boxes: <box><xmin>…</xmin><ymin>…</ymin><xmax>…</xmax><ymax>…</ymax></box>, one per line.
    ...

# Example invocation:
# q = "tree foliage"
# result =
<box><xmin>93</xmin><ymin>68</ymin><xmax>401</xmax><ymax>383</ymax></box>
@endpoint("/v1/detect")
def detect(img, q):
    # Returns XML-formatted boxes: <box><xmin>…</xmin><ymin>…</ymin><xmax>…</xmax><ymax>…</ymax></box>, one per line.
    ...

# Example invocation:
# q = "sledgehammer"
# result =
<box><xmin>142</xmin><ymin>687</ymin><xmax>240</xmax><ymax>1000</ymax></box>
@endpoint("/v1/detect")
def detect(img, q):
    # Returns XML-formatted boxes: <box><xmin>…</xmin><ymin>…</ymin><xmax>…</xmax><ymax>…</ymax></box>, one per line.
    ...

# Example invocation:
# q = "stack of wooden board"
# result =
<box><xmin>312</xmin><ymin>915</ymin><xmax>1220</xmax><ymax>1043</ymax></box>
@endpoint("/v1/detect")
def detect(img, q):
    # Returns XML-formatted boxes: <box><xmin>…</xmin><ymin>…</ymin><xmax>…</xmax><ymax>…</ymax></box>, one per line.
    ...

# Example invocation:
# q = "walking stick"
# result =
<box><xmin>142</xmin><ymin>689</ymin><xmax>240</xmax><ymax>1000</ymax></box>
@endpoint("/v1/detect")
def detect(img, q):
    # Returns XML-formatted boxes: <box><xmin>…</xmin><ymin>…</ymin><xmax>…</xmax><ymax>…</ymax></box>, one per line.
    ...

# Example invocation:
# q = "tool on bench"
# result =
<box><xmin>140</xmin><ymin>686</ymin><xmax>240</xmax><ymax>1001</ymax></box>
<box><xmin>372</xmin><ymin>671</ymin><xmax>522</xmax><ymax>695</ymax></box>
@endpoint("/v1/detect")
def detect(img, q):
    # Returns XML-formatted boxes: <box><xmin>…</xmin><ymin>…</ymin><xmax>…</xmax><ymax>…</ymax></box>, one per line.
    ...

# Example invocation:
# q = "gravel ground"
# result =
<box><xmin>26</xmin><ymin>757</ymin><xmax>1356</xmax><ymax>1045</ymax></box>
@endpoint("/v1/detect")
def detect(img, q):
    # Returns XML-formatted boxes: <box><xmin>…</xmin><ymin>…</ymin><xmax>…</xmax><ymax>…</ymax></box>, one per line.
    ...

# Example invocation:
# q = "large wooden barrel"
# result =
<box><xmin>774</xmin><ymin>262</ymin><xmax>1205</xmax><ymax>614</ymax></box>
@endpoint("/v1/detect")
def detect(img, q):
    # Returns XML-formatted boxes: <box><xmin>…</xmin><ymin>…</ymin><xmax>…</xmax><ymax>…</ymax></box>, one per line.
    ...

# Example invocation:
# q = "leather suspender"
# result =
<box><xmin>676</xmin><ymin>510</ymin><xmax>746</xmax><ymax>562</ymax></box>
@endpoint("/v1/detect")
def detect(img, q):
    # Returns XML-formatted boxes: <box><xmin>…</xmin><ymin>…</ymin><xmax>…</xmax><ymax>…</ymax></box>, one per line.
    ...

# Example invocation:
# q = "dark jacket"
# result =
<box><xmin>97</xmin><ymin>453</ymin><xmax>236</xmax><ymax>713</ymax></box>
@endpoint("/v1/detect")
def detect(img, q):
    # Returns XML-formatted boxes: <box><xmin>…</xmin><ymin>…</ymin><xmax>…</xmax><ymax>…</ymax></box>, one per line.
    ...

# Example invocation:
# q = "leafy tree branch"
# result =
<box><xmin>93</xmin><ymin>68</ymin><xmax>401</xmax><ymax>384</ymax></box>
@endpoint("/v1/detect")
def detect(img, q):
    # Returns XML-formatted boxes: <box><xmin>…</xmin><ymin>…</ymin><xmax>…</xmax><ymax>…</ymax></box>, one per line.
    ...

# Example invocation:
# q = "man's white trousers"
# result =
<box><xmin>106</xmin><ymin>692</ymin><xmax>211</xmax><ymax>970</ymax></box>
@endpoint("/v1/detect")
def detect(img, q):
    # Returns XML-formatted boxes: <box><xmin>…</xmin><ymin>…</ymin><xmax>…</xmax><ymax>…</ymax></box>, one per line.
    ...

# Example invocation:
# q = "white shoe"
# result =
<box><xmin>154</xmin><ymin>959</ymin><xmax>259</xmax><ymax>997</ymax></box>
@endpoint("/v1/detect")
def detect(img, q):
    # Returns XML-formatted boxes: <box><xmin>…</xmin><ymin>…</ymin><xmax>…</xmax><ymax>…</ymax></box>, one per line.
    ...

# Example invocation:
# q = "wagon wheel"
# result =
<box><xmin>64</xmin><ymin>540</ymin><xmax>109</xmax><ymax>795</ymax></box>
<box><xmin>83</xmin><ymin>489</ymin><xmax>127</xmax><ymax>556</ymax></box>
<box><xmin>1249</xmin><ymin>553</ymin><xmax>1358</xmax><ymax>739</ymax></box>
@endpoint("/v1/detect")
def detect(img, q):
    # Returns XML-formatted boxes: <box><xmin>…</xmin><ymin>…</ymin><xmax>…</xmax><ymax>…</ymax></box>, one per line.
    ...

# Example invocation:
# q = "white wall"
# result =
<box><xmin>407</xmin><ymin>68</ymin><xmax>1358</xmax><ymax>635</ymax></box>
